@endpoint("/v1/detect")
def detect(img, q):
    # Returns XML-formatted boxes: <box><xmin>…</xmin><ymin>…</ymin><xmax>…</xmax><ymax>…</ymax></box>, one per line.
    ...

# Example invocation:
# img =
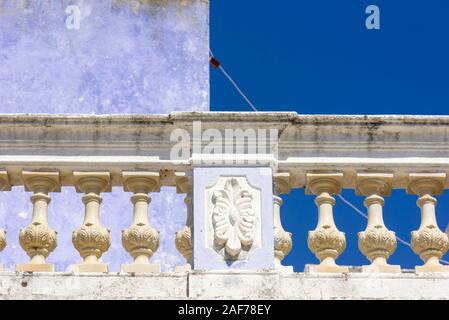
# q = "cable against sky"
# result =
<box><xmin>209</xmin><ymin>49</ymin><xmax>258</xmax><ymax>112</ymax></box>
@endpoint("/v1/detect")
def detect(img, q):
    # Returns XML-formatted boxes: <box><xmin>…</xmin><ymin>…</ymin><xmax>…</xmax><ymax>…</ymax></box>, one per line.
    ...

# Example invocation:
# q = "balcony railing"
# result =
<box><xmin>0</xmin><ymin>112</ymin><xmax>449</xmax><ymax>274</ymax></box>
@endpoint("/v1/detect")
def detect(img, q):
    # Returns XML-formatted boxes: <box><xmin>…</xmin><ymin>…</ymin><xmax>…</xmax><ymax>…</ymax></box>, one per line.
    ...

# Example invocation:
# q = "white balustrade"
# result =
<box><xmin>0</xmin><ymin>113</ymin><xmax>447</xmax><ymax>274</ymax></box>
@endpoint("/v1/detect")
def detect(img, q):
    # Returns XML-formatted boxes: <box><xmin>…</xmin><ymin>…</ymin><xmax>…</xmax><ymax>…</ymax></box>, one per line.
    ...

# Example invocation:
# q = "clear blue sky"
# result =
<box><xmin>210</xmin><ymin>0</ymin><xmax>449</xmax><ymax>271</ymax></box>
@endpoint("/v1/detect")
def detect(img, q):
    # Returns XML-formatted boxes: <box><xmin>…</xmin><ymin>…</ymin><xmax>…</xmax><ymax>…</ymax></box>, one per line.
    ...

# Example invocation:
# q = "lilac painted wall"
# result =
<box><xmin>0</xmin><ymin>0</ymin><xmax>209</xmax><ymax>271</ymax></box>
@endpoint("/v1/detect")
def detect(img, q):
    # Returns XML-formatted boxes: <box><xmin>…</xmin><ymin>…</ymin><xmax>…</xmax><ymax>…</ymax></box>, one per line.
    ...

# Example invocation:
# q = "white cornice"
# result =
<box><xmin>0</xmin><ymin>112</ymin><xmax>448</xmax><ymax>189</ymax></box>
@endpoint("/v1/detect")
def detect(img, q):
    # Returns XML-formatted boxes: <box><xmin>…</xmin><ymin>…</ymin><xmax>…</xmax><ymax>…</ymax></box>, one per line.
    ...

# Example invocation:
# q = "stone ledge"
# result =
<box><xmin>0</xmin><ymin>272</ymin><xmax>187</xmax><ymax>300</ymax></box>
<box><xmin>0</xmin><ymin>271</ymin><xmax>449</xmax><ymax>299</ymax></box>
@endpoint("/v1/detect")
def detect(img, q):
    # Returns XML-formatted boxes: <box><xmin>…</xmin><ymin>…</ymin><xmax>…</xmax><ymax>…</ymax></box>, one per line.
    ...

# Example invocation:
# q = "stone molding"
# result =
<box><xmin>1</xmin><ymin>113</ymin><xmax>449</xmax><ymax>189</ymax></box>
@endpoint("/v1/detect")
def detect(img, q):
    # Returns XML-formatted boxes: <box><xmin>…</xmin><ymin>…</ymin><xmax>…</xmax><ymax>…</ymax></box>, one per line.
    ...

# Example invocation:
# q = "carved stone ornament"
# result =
<box><xmin>358</xmin><ymin>225</ymin><xmax>397</xmax><ymax>262</ymax></box>
<box><xmin>174</xmin><ymin>193</ymin><xmax>193</xmax><ymax>272</ymax></box>
<box><xmin>208</xmin><ymin>177</ymin><xmax>261</xmax><ymax>261</ymax></box>
<box><xmin>73</xmin><ymin>223</ymin><xmax>111</xmax><ymax>260</ymax></box>
<box><xmin>411</xmin><ymin>225</ymin><xmax>449</xmax><ymax>263</ymax></box>
<box><xmin>175</xmin><ymin>224</ymin><xmax>192</xmax><ymax>262</ymax></box>
<box><xmin>308</xmin><ymin>225</ymin><xmax>346</xmax><ymax>262</ymax></box>
<box><xmin>407</xmin><ymin>175</ymin><xmax>449</xmax><ymax>271</ymax></box>
<box><xmin>273</xmin><ymin>196</ymin><xmax>292</xmax><ymax>264</ymax></box>
<box><xmin>274</xmin><ymin>227</ymin><xmax>293</xmax><ymax>261</ymax></box>
<box><xmin>18</xmin><ymin>172</ymin><xmax>61</xmax><ymax>270</ymax></box>
<box><xmin>71</xmin><ymin>172</ymin><xmax>111</xmax><ymax>271</ymax></box>
<box><xmin>20</xmin><ymin>221</ymin><xmax>57</xmax><ymax>260</ymax></box>
<box><xmin>175</xmin><ymin>174</ymin><xmax>193</xmax><ymax>265</ymax></box>
<box><xmin>122</xmin><ymin>223</ymin><xmax>160</xmax><ymax>260</ymax></box>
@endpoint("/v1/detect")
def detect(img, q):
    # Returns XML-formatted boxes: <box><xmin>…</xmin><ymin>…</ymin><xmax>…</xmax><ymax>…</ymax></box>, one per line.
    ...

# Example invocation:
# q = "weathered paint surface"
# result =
<box><xmin>0</xmin><ymin>0</ymin><xmax>209</xmax><ymax>113</ymax></box>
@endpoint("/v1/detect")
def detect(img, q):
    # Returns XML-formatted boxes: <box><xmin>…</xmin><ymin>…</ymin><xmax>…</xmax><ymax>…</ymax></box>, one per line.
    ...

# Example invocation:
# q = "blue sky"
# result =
<box><xmin>210</xmin><ymin>0</ymin><xmax>449</xmax><ymax>271</ymax></box>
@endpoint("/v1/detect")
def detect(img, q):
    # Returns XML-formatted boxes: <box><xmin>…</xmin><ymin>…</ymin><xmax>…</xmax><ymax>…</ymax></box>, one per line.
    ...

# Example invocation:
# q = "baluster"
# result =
<box><xmin>407</xmin><ymin>173</ymin><xmax>449</xmax><ymax>273</ymax></box>
<box><xmin>121</xmin><ymin>172</ymin><xmax>160</xmax><ymax>273</ymax></box>
<box><xmin>174</xmin><ymin>173</ymin><xmax>193</xmax><ymax>272</ymax></box>
<box><xmin>71</xmin><ymin>172</ymin><xmax>111</xmax><ymax>273</ymax></box>
<box><xmin>0</xmin><ymin>171</ymin><xmax>10</xmax><ymax>271</ymax></box>
<box><xmin>305</xmin><ymin>173</ymin><xmax>348</xmax><ymax>273</ymax></box>
<box><xmin>273</xmin><ymin>173</ymin><xmax>293</xmax><ymax>271</ymax></box>
<box><xmin>356</xmin><ymin>173</ymin><xmax>400</xmax><ymax>273</ymax></box>
<box><xmin>17</xmin><ymin>171</ymin><xmax>60</xmax><ymax>272</ymax></box>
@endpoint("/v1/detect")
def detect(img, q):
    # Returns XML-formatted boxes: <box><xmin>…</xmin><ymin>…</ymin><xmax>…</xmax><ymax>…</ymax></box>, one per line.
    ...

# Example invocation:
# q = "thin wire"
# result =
<box><xmin>337</xmin><ymin>194</ymin><xmax>449</xmax><ymax>265</ymax></box>
<box><xmin>209</xmin><ymin>49</ymin><xmax>258</xmax><ymax>112</ymax></box>
<box><xmin>210</xmin><ymin>47</ymin><xmax>449</xmax><ymax>266</ymax></box>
